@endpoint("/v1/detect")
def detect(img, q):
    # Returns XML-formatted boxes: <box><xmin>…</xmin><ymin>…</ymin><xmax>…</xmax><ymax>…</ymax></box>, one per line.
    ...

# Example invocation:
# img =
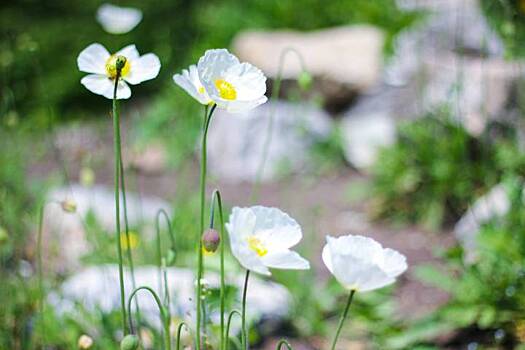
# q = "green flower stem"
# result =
<box><xmin>251</xmin><ymin>48</ymin><xmax>307</xmax><ymax>201</ymax></box>
<box><xmin>119</xmin><ymin>157</ymin><xmax>142</xmax><ymax>330</ymax></box>
<box><xmin>36</xmin><ymin>203</ymin><xmax>46</xmax><ymax>349</ymax></box>
<box><xmin>225</xmin><ymin>309</ymin><xmax>243</xmax><ymax>350</ymax></box>
<box><xmin>196</xmin><ymin>103</ymin><xmax>217</xmax><ymax>350</ymax></box>
<box><xmin>176</xmin><ymin>321</ymin><xmax>190</xmax><ymax>350</ymax></box>
<box><xmin>330</xmin><ymin>290</ymin><xmax>356</xmax><ymax>350</ymax></box>
<box><xmin>112</xmin><ymin>68</ymin><xmax>128</xmax><ymax>333</ymax></box>
<box><xmin>156</xmin><ymin>209</ymin><xmax>176</xmax><ymax>299</ymax></box>
<box><xmin>241</xmin><ymin>270</ymin><xmax>250</xmax><ymax>350</ymax></box>
<box><xmin>209</xmin><ymin>189</ymin><xmax>226</xmax><ymax>350</ymax></box>
<box><xmin>127</xmin><ymin>286</ymin><xmax>171</xmax><ymax>350</ymax></box>
<box><xmin>275</xmin><ymin>339</ymin><xmax>293</xmax><ymax>350</ymax></box>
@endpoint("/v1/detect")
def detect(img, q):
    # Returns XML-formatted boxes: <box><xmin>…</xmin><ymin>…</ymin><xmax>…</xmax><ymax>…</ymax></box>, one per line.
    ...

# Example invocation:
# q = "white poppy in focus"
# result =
<box><xmin>225</xmin><ymin>206</ymin><xmax>310</xmax><ymax>276</ymax></box>
<box><xmin>173</xmin><ymin>65</ymin><xmax>212</xmax><ymax>105</ymax></box>
<box><xmin>197</xmin><ymin>49</ymin><xmax>267</xmax><ymax>113</ymax></box>
<box><xmin>77</xmin><ymin>43</ymin><xmax>161</xmax><ymax>99</ymax></box>
<box><xmin>322</xmin><ymin>235</ymin><xmax>407</xmax><ymax>292</ymax></box>
<box><xmin>96</xmin><ymin>4</ymin><xmax>142</xmax><ymax>34</ymax></box>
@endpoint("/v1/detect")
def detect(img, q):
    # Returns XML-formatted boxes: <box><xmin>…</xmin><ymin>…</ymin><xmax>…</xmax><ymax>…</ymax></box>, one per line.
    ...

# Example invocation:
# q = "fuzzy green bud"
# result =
<box><xmin>120</xmin><ymin>334</ymin><xmax>139</xmax><ymax>350</ymax></box>
<box><xmin>202</xmin><ymin>228</ymin><xmax>220</xmax><ymax>253</ymax></box>
<box><xmin>298</xmin><ymin>71</ymin><xmax>313</xmax><ymax>91</ymax></box>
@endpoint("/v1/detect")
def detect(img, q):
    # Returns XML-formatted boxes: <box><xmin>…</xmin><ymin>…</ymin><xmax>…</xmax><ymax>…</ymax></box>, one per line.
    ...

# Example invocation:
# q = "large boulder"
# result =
<box><xmin>206</xmin><ymin>100</ymin><xmax>332</xmax><ymax>183</ymax></box>
<box><xmin>233</xmin><ymin>25</ymin><xmax>385</xmax><ymax>110</ymax></box>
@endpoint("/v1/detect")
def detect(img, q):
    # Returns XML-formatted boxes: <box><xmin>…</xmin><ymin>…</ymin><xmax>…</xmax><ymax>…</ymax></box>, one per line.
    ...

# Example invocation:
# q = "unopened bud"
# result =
<box><xmin>116</xmin><ymin>55</ymin><xmax>127</xmax><ymax>71</ymax></box>
<box><xmin>166</xmin><ymin>247</ymin><xmax>176</xmax><ymax>265</ymax></box>
<box><xmin>78</xmin><ymin>334</ymin><xmax>93</xmax><ymax>349</ymax></box>
<box><xmin>120</xmin><ymin>334</ymin><xmax>139</xmax><ymax>350</ymax></box>
<box><xmin>61</xmin><ymin>199</ymin><xmax>77</xmax><ymax>213</ymax></box>
<box><xmin>298</xmin><ymin>71</ymin><xmax>313</xmax><ymax>91</ymax></box>
<box><xmin>202</xmin><ymin>228</ymin><xmax>220</xmax><ymax>253</ymax></box>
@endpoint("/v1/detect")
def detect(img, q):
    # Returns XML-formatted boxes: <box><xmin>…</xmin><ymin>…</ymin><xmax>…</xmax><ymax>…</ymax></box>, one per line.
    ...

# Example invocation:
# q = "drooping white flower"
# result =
<box><xmin>197</xmin><ymin>49</ymin><xmax>267</xmax><ymax>113</ymax></box>
<box><xmin>173</xmin><ymin>65</ymin><xmax>212</xmax><ymax>105</ymax></box>
<box><xmin>77</xmin><ymin>43</ymin><xmax>160</xmax><ymax>99</ymax></box>
<box><xmin>322</xmin><ymin>235</ymin><xmax>407</xmax><ymax>292</ymax></box>
<box><xmin>225</xmin><ymin>206</ymin><xmax>310</xmax><ymax>276</ymax></box>
<box><xmin>96</xmin><ymin>4</ymin><xmax>142</xmax><ymax>34</ymax></box>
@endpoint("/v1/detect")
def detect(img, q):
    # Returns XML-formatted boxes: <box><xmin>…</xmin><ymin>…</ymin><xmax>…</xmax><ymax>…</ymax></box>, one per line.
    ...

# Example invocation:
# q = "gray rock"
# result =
<box><xmin>454</xmin><ymin>184</ymin><xmax>510</xmax><ymax>263</ymax></box>
<box><xmin>206</xmin><ymin>101</ymin><xmax>332</xmax><ymax>182</ymax></box>
<box><xmin>233</xmin><ymin>25</ymin><xmax>385</xmax><ymax>104</ymax></box>
<box><xmin>42</xmin><ymin>184</ymin><xmax>172</xmax><ymax>272</ymax></box>
<box><xmin>51</xmin><ymin>265</ymin><xmax>291</xmax><ymax>330</ymax></box>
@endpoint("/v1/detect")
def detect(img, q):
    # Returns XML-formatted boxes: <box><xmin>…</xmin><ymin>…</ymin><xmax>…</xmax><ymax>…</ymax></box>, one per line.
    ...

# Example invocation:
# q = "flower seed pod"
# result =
<box><xmin>120</xmin><ymin>334</ymin><xmax>139</xmax><ymax>350</ymax></box>
<box><xmin>78</xmin><ymin>334</ymin><xmax>93</xmax><ymax>349</ymax></box>
<box><xmin>202</xmin><ymin>228</ymin><xmax>220</xmax><ymax>253</ymax></box>
<box><xmin>61</xmin><ymin>199</ymin><xmax>77</xmax><ymax>213</ymax></box>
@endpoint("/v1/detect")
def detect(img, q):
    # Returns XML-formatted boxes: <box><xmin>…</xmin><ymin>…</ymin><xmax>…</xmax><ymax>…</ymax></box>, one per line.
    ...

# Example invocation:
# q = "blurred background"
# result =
<box><xmin>3</xmin><ymin>0</ymin><xmax>525</xmax><ymax>349</ymax></box>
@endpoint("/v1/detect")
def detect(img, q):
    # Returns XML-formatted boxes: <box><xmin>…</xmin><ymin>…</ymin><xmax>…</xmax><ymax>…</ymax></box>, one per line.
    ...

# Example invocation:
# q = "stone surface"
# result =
<box><xmin>51</xmin><ymin>265</ymin><xmax>291</xmax><ymax>330</ymax></box>
<box><xmin>42</xmin><ymin>184</ymin><xmax>172</xmax><ymax>272</ymax></box>
<box><xmin>454</xmin><ymin>184</ymin><xmax>510</xmax><ymax>262</ymax></box>
<box><xmin>341</xmin><ymin>103</ymin><xmax>397</xmax><ymax>169</ymax></box>
<box><xmin>233</xmin><ymin>25</ymin><xmax>384</xmax><ymax>106</ymax></box>
<box><xmin>206</xmin><ymin>100</ymin><xmax>332</xmax><ymax>183</ymax></box>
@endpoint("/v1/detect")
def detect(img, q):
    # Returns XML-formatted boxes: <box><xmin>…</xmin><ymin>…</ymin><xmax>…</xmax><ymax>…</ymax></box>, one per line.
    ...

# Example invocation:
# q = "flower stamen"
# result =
<box><xmin>214</xmin><ymin>79</ymin><xmax>237</xmax><ymax>100</ymax></box>
<box><xmin>246</xmin><ymin>236</ymin><xmax>268</xmax><ymax>257</ymax></box>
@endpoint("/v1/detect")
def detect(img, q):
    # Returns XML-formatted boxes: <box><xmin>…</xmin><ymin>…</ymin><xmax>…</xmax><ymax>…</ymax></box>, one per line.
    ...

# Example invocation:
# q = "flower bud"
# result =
<box><xmin>61</xmin><ymin>199</ymin><xmax>77</xmax><ymax>213</ymax></box>
<box><xmin>202</xmin><ymin>228</ymin><xmax>220</xmax><ymax>253</ymax></box>
<box><xmin>120</xmin><ymin>334</ymin><xmax>139</xmax><ymax>350</ymax></box>
<box><xmin>298</xmin><ymin>71</ymin><xmax>313</xmax><ymax>91</ymax></box>
<box><xmin>166</xmin><ymin>247</ymin><xmax>176</xmax><ymax>266</ymax></box>
<box><xmin>78</xmin><ymin>334</ymin><xmax>93</xmax><ymax>349</ymax></box>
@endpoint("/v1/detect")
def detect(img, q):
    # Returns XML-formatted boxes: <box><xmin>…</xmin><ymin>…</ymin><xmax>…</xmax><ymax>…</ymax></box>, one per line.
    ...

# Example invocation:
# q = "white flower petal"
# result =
<box><xmin>77</xmin><ymin>43</ymin><xmax>110</xmax><ymax>74</ymax></box>
<box><xmin>225</xmin><ymin>62</ymin><xmax>267</xmax><ymax>100</ymax></box>
<box><xmin>96</xmin><ymin>4</ymin><xmax>142</xmax><ymax>34</ymax></box>
<box><xmin>125</xmin><ymin>53</ymin><xmax>161</xmax><ymax>85</ymax></box>
<box><xmin>198</xmin><ymin>49</ymin><xmax>240</xmax><ymax>92</ymax></box>
<box><xmin>221</xmin><ymin>96</ymin><xmax>268</xmax><ymax>114</ymax></box>
<box><xmin>322</xmin><ymin>234</ymin><xmax>407</xmax><ymax>293</ymax></box>
<box><xmin>262</xmin><ymin>250</ymin><xmax>310</xmax><ymax>270</ymax></box>
<box><xmin>249</xmin><ymin>206</ymin><xmax>302</xmax><ymax>249</ymax></box>
<box><xmin>116</xmin><ymin>44</ymin><xmax>140</xmax><ymax>61</ymax></box>
<box><xmin>230</xmin><ymin>243</ymin><xmax>271</xmax><ymax>276</ymax></box>
<box><xmin>80</xmin><ymin>74</ymin><xmax>131</xmax><ymax>99</ymax></box>
<box><xmin>173</xmin><ymin>65</ymin><xmax>211</xmax><ymax>105</ymax></box>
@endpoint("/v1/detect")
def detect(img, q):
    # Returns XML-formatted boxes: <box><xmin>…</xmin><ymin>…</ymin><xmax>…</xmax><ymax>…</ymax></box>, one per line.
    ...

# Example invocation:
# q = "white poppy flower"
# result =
<box><xmin>77</xmin><ymin>43</ymin><xmax>161</xmax><ymax>99</ymax></box>
<box><xmin>173</xmin><ymin>65</ymin><xmax>212</xmax><ymax>105</ymax></box>
<box><xmin>322</xmin><ymin>235</ymin><xmax>407</xmax><ymax>292</ymax></box>
<box><xmin>197</xmin><ymin>49</ymin><xmax>267</xmax><ymax>113</ymax></box>
<box><xmin>225</xmin><ymin>206</ymin><xmax>310</xmax><ymax>276</ymax></box>
<box><xmin>96</xmin><ymin>4</ymin><xmax>142</xmax><ymax>34</ymax></box>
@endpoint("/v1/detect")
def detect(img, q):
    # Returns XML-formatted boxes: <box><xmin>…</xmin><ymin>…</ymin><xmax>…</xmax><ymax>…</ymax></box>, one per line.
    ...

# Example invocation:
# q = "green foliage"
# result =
<box><xmin>480</xmin><ymin>0</ymin><xmax>525</xmax><ymax>58</ymax></box>
<box><xmin>371</xmin><ymin>107</ymin><xmax>507</xmax><ymax>230</ymax></box>
<box><xmin>401</xmin><ymin>177</ymin><xmax>525</xmax><ymax>349</ymax></box>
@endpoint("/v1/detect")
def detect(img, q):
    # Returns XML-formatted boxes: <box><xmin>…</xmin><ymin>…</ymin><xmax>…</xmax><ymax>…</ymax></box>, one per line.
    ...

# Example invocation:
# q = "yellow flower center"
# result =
<box><xmin>214</xmin><ymin>79</ymin><xmax>237</xmax><ymax>100</ymax></box>
<box><xmin>246</xmin><ymin>236</ymin><xmax>268</xmax><ymax>257</ymax></box>
<box><xmin>198</xmin><ymin>86</ymin><xmax>206</xmax><ymax>94</ymax></box>
<box><xmin>105</xmin><ymin>54</ymin><xmax>131</xmax><ymax>79</ymax></box>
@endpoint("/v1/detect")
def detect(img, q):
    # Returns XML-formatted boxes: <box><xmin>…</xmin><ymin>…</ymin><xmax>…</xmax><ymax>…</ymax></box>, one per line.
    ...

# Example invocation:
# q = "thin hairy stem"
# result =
<box><xmin>209</xmin><ymin>189</ymin><xmax>226</xmax><ymax>350</ymax></box>
<box><xmin>176</xmin><ymin>321</ymin><xmax>191</xmax><ymax>350</ymax></box>
<box><xmin>330</xmin><ymin>290</ymin><xmax>356</xmax><ymax>350</ymax></box>
<box><xmin>241</xmin><ymin>270</ymin><xmax>250</xmax><ymax>350</ymax></box>
<box><xmin>127</xmin><ymin>286</ymin><xmax>171</xmax><ymax>350</ymax></box>
<box><xmin>275</xmin><ymin>339</ymin><xmax>293</xmax><ymax>350</ymax></box>
<box><xmin>196</xmin><ymin>104</ymin><xmax>217</xmax><ymax>349</ymax></box>
<box><xmin>225</xmin><ymin>310</ymin><xmax>243</xmax><ymax>350</ymax></box>
<box><xmin>156</xmin><ymin>209</ymin><xmax>175</xmax><ymax>299</ymax></box>
<box><xmin>112</xmin><ymin>69</ymin><xmax>127</xmax><ymax>333</ymax></box>
<box><xmin>37</xmin><ymin>203</ymin><xmax>45</xmax><ymax>349</ymax></box>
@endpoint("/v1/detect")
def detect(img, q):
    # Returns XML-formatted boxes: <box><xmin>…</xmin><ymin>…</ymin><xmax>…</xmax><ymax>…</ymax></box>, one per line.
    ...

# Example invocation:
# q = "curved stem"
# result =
<box><xmin>225</xmin><ymin>310</ymin><xmax>243</xmax><ymax>350</ymax></box>
<box><xmin>127</xmin><ymin>286</ymin><xmax>171</xmax><ymax>350</ymax></box>
<box><xmin>37</xmin><ymin>203</ymin><xmax>46</xmax><ymax>349</ymax></box>
<box><xmin>112</xmin><ymin>69</ymin><xmax>128</xmax><ymax>333</ymax></box>
<box><xmin>241</xmin><ymin>270</ymin><xmax>250</xmax><ymax>350</ymax></box>
<box><xmin>275</xmin><ymin>339</ymin><xmax>293</xmax><ymax>350</ymax></box>
<box><xmin>176</xmin><ymin>321</ymin><xmax>191</xmax><ymax>350</ymax></box>
<box><xmin>251</xmin><ymin>47</ymin><xmax>308</xmax><ymax>201</ymax></box>
<box><xmin>196</xmin><ymin>103</ymin><xmax>217</xmax><ymax>350</ymax></box>
<box><xmin>330</xmin><ymin>290</ymin><xmax>356</xmax><ymax>350</ymax></box>
<box><xmin>209</xmin><ymin>189</ymin><xmax>226</xmax><ymax>350</ymax></box>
